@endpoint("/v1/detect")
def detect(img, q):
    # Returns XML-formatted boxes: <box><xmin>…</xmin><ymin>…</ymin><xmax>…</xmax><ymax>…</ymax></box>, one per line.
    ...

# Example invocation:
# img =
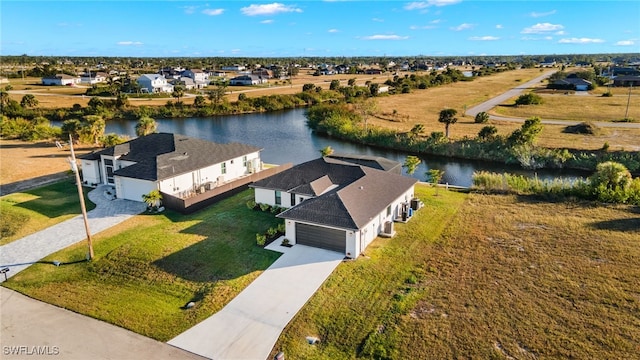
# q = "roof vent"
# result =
<box><xmin>359</xmin><ymin>186</ymin><xmax>364</xmax><ymax>190</ymax></box>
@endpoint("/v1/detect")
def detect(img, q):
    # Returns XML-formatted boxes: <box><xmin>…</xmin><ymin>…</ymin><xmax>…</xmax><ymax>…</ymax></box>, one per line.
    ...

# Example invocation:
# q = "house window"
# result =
<box><xmin>291</xmin><ymin>193</ymin><xmax>296</xmax><ymax>206</ymax></box>
<box><xmin>275</xmin><ymin>191</ymin><xmax>282</xmax><ymax>206</ymax></box>
<box><xmin>387</xmin><ymin>205</ymin><xmax>392</xmax><ymax>217</ymax></box>
<box><xmin>221</xmin><ymin>162</ymin><xmax>227</xmax><ymax>174</ymax></box>
<box><xmin>243</xmin><ymin>156</ymin><xmax>247</xmax><ymax>167</ymax></box>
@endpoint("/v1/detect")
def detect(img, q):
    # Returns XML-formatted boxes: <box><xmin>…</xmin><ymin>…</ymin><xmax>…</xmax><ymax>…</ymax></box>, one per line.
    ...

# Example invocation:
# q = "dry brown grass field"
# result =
<box><xmin>395</xmin><ymin>193</ymin><xmax>640</xmax><ymax>359</ymax></box>
<box><xmin>0</xmin><ymin>139</ymin><xmax>96</xmax><ymax>185</ymax></box>
<box><xmin>492</xmin><ymin>90</ymin><xmax>640</xmax><ymax>122</ymax></box>
<box><xmin>272</xmin><ymin>188</ymin><xmax>640</xmax><ymax>359</ymax></box>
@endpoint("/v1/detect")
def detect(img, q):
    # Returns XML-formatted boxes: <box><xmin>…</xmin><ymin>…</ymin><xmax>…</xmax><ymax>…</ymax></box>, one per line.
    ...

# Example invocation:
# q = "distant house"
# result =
<box><xmin>79</xmin><ymin>133</ymin><xmax>262</xmax><ymax>202</ymax></box>
<box><xmin>229</xmin><ymin>75</ymin><xmax>267</xmax><ymax>86</ymax></box>
<box><xmin>169</xmin><ymin>77</ymin><xmax>197</xmax><ymax>90</ymax></box>
<box><xmin>137</xmin><ymin>74</ymin><xmax>174</xmax><ymax>93</ymax></box>
<box><xmin>183</xmin><ymin>69</ymin><xmax>209</xmax><ymax>84</ymax></box>
<box><xmin>80</xmin><ymin>72</ymin><xmax>108</xmax><ymax>84</ymax></box>
<box><xmin>222</xmin><ymin>64</ymin><xmax>246</xmax><ymax>71</ymax></box>
<box><xmin>365</xmin><ymin>68</ymin><xmax>383</xmax><ymax>75</ymax></box>
<box><xmin>41</xmin><ymin>74</ymin><xmax>80</xmax><ymax>86</ymax></box>
<box><xmin>552</xmin><ymin>77</ymin><xmax>592</xmax><ymax>91</ymax></box>
<box><xmin>613</xmin><ymin>75</ymin><xmax>640</xmax><ymax>87</ymax></box>
<box><xmin>250</xmin><ymin>154</ymin><xmax>417</xmax><ymax>258</ymax></box>
<box><xmin>251</xmin><ymin>69</ymin><xmax>274</xmax><ymax>79</ymax></box>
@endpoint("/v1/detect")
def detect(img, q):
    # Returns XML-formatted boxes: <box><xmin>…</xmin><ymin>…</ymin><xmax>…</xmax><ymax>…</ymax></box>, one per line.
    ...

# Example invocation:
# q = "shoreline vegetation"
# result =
<box><xmin>2</xmin><ymin>66</ymin><xmax>639</xmax><ymax>177</ymax></box>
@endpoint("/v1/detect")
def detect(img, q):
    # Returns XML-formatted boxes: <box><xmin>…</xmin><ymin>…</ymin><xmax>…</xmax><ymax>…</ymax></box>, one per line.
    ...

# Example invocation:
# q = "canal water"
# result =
<box><xmin>101</xmin><ymin>108</ymin><xmax>587</xmax><ymax>187</ymax></box>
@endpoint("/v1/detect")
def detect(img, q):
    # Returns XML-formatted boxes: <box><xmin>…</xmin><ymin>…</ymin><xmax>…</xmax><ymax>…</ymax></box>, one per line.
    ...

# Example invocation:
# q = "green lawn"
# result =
<box><xmin>0</xmin><ymin>180</ymin><xmax>95</xmax><ymax>245</ymax></box>
<box><xmin>3</xmin><ymin>189</ymin><xmax>282</xmax><ymax>341</ymax></box>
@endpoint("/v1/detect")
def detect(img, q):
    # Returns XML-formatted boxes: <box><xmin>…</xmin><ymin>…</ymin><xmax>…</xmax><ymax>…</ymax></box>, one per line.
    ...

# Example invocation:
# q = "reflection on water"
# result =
<box><xmin>94</xmin><ymin>108</ymin><xmax>588</xmax><ymax>187</ymax></box>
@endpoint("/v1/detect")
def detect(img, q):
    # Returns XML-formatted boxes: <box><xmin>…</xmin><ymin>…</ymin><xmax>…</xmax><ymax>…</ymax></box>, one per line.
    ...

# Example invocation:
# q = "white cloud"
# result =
<box><xmin>328</xmin><ymin>29</ymin><xmax>339</xmax><ymax>33</ymax></box>
<box><xmin>261</xmin><ymin>19</ymin><xmax>274</xmax><ymax>24</ymax></box>
<box><xmin>241</xmin><ymin>3</ymin><xmax>302</xmax><ymax>16</ymax></box>
<box><xmin>202</xmin><ymin>8</ymin><xmax>224</xmax><ymax>16</ymax></box>
<box><xmin>615</xmin><ymin>40</ymin><xmax>635</xmax><ymax>46</ymax></box>
<box><xmin>451</xmin><ymin>23</ymin><xmax>474</xmax><ymax>31</ymax></box>
<box><xmin>410</xmin><ymin>25</ymin><xmax>437</xmax><ymax>30</ymax></box>
<box><xmin>496</xmin><ymin>24</ymin><xmax>503</xmax><ymax>29</ymax></box>
<box><xmin>558</xmin><ymin>37</ymin><xmax>605</xmax><ymax>44</ymax></box>
<box><xmin>372</xmin><ymin>18</ymin><xmax>384</xmax><ymax>22</ymax></box>
<box><xmin>521</xmin><ymin>22</ymin><xmax>564</xmax><ymax>34</ymax></box>
<box><xmin>183</xmin><ymin>6</ymin><xmax>197</xmax><ymax>14</ymax></box>
<box><xmin>117</xmin><ymin>41</ymin><xmax>143</xmax><ymax>46</ymax></box>
<box><xmin>362</xmin><ymin>34</ymin><xmax>410</xmax><ymax>40</ymax></box>
<box><xmin>404</xmin><ymin>0</ymin><xmax>460</xmax><ymax>10</ymax></box>
<box><xmin>469</xmin><ymin>36</ymin><xmax>499</xmax><ymax>41</ymax></box>
<box><xmin>530</xmin><ymin>10</ymin><xmax>556</xmax><ymax>18</ymax></box>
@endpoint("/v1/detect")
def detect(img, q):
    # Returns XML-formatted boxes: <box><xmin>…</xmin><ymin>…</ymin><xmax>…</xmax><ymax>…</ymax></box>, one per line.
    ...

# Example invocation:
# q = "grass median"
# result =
<box><xmin>0</xmin><ymin>180</ymin><xmax>95</xmax><ymax>245</ymax></box>
<box><xmin>3</xmin><ymin>188</ymin><xmax>282</xmax><ymax>341</ymax></box>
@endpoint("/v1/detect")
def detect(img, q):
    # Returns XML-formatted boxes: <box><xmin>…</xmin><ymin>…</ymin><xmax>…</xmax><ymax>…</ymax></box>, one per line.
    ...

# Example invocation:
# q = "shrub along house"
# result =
<box><xmin>250</xmin><ymin>155</ymin><xmax>418</xmax><ymax>258</ymax></box>
<box><xmin>79</xmin><ymin>133</ymin><xmax>262</xmax><ymax>203</ymax></box>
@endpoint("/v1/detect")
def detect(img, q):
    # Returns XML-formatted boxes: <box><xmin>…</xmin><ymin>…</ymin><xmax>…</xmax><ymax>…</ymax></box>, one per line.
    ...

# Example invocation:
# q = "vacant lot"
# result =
<box><xmin>272</xmin><ymin>191</ymin><xmax>640</xmax><ymax>359</ymax></box>
<box><xmin>0</xmin><ymin>139</ymin><xmax>97</xmax><ymax>185</ymax></box>
<box><xmin>493</xmin><ymin>90</ymin><xmax>640</xmax><ymax>122</ymax></box>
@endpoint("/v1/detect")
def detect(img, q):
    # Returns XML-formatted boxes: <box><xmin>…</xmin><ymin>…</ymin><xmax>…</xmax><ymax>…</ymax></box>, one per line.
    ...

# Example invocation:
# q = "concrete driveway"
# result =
<box><xmin>0</xmin><ymin>185</ymin><xmax>146</xmax><ymax>281</ymax></box>
<box><xmin>169</xmin><ymin>242</ymin><xmax>344</xmax><ymax>360</ymax></box>
<box><xmin>0</xmin><ymin>287</ymin><xmax>205</xmax><ymax>360</ymax></box>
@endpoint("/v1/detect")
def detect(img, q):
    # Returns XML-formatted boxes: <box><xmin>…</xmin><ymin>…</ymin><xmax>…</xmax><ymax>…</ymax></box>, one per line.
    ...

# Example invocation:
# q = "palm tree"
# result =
<box><xmin>135</xmin><ymin>116</ymin><xmax>157</xmax><ymax>136</ymax></box>
<box><xmin>438</xmin><ymin>108</ymin><xmax>458</xmax><ymax>138</ymax></box>
<box><xmin>403</xmin><ymin>155</ymin><xmax>421</xmax><ymax>175</ymax></box>
<box><xmin>142</xmin><ymin>190</ymin><xmax>163</xmax><ymax>210</ymax></box>
<box><xmin>20</xmin><ymin>94</ymin><xmax>39</xmax><ymax>108</ymax></box>
<box><xmin>320</xmin><ymin>146</ymin><xmax>334</xmax><ymax>157</ymax></box>
<box><xmin>172</xmin><ymin>85</ymin><xmax>185</xmax><ymax>102</ymax></box>
<box><xmin>81</xmin><ymin>115</ymin><xmax>105</xmax><ymax>145</ymax></box>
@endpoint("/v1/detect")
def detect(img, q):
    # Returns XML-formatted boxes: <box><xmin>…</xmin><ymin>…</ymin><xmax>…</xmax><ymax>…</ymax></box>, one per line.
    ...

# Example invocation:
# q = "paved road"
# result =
<box><xmin>0</xmin><ymin>185</ymin><xmax>146</xmax><ymax>281</ymax></box>
<box><xmin>464</xmin><ymin>70</ymin><xmax>640</xmax><ymax>129</ymax></box>
<box><xmin>169</xmin><ymin>241</ymin><xmax>344</xmax><ymax>360</ymax></box>
<box><xmin>0</xmin><ymin>287</ymin><xmax>205</xmax><ymax>360</ymax></box>
<box><xmin>465</xmin><ymin>70</ymin><xmax>557</xmax><ymax>117</ymax></box>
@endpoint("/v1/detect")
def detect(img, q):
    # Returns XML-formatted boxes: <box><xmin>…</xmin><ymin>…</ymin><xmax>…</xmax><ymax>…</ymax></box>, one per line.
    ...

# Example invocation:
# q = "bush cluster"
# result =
<box><xmin>472</xmin><ymin>161</ymin><xmax>640</xmax><ymax>205</ymax></box>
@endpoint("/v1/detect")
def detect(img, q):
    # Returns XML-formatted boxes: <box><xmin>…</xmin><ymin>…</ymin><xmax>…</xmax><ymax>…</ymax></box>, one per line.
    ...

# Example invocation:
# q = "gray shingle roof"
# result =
<box><xmin>80</xmin><ymin>133</ymin><xmax>261</xmax><ymax>181</ymax></box>
<box><xmin>255</xmin><ymin>156</ymin><xmax>417</xmax><ymax>230</ymax></box>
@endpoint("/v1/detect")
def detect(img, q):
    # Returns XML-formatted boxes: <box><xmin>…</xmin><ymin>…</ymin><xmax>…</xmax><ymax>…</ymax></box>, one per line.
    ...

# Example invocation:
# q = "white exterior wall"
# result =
<box><xmin>284</xmin><ymin>220</ymin><xmax>296</xmax><ymax>244</ymax></box>
<box><xmin>253</xmin><ymin>188</ymin><xmax>300</xmax><ymax>208</ymax></box>
<box><xmin>116</xmin><ymin>177</ymin><xmax>157</xmax><ymax>202</ymax></box>
<box><xmin>254</xmin><ymin>188</ymin><xmax>276</xmax><ymax>206</ymax></box>
<box><xmin>346</xmin><ymin>230</ymin><xmax>358</xmax><ymax>258</ymax></box>
<box><xmin>80</xmin><ymin>160</ymin><xmax>101</xmax><ymax>185</ymax></box>
<box><xmin>158</xmin><ymin>172</ymin><xmax>193</xmax><ymax>196</ymax></box>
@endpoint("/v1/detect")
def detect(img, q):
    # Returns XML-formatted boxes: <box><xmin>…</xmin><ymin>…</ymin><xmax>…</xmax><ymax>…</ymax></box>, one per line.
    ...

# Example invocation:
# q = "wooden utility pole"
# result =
<box><xmin>68</xmin><ymin>135</ymin><xmax>94</xmax><ymax>260</ymax></box>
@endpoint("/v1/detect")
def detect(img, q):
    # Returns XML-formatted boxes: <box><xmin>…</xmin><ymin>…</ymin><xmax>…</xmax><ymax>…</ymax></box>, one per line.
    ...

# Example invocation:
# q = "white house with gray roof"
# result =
<box><xmin>250</xmin><ymin>155</ymin><xmax>417</xmax><ymax>258</ymax></box>
<box><xmin>79</xmin><ymin>133</ymin><xmax>262</xmax><ymax>202</ymax></box>
<box><xmin>137</xmin><ymin>74</ymin><xmax>174</xmax><ymax>93</ymax></box>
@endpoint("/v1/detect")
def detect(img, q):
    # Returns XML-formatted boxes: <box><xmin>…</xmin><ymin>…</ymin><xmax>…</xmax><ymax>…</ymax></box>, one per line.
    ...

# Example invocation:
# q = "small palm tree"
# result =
<box><xmin>142</xmin><ymin>190</ymin><xmax>163</xmax><ymax>210</ymax></box>
<box><xmin>403</xmin><ymin>155</ymin><xmax>421</xmax><ymax>175</ymax></box>
<box><xmin>426</xmin><ymin>169</ymin><xmax>445</xmax><ymax>195</ymax></box>
<box><xmin>320</xmin><ymin>146</ymin><xmax>334</xmax><ymax>157</ymax></box>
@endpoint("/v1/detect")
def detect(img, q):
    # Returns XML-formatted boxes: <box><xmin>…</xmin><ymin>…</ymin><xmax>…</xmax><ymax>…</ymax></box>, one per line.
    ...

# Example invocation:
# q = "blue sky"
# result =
<box><xmin>2</xmin><ymin>1</ymin><xmax>639</xmax><ymax>57</ymax></box>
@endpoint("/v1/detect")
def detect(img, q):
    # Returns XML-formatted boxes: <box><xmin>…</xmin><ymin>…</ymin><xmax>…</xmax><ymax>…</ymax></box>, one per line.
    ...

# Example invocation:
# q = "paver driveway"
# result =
<box><xmin>169</xmin><ymin>242</ymin><xmax>344</xmax><ymax>360</ymax></box>
<box><xmin>0</xmin><ymin>185</ymin><xmax>146</xmax><ymax>281</ymax></box>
